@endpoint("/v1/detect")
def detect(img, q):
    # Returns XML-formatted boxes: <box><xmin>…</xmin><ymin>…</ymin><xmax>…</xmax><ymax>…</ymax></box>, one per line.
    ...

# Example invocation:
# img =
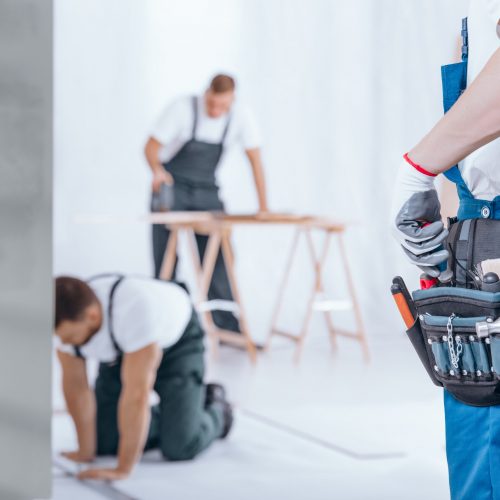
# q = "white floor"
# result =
<box><xmin>51</xmin><ymin>331</ymin><xmax>451</xmax><ymax>500</ymax></box>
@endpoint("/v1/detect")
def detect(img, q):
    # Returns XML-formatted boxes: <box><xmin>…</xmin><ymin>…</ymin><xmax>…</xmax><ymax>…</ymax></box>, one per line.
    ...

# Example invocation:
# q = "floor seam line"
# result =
<box><xmin>237</xmin><ymin>407</ymin><xmax>407</xmax><ymax>461</ymax></box>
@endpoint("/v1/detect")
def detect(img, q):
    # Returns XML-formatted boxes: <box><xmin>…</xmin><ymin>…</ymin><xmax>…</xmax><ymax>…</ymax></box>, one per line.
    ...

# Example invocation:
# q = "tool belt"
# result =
<box><xmin>402</xmin><ymin>218</ymin><xmax>500</xmax><ymax>407</ymax></box>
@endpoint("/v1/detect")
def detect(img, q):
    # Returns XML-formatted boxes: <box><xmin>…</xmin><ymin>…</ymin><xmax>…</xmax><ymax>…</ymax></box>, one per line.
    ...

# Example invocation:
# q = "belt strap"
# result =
<box><xmin>108</xmin><ymin>276</ymin><xmax>125</xmax><ymax>356</ymax></box>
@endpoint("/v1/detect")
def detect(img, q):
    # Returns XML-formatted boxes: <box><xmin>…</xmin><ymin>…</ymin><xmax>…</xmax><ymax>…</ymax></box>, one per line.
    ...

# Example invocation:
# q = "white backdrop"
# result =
<box><xmin>54</xmin><ymin>0</ymin><xmax>468</xmax><ymax>344</ymax></box>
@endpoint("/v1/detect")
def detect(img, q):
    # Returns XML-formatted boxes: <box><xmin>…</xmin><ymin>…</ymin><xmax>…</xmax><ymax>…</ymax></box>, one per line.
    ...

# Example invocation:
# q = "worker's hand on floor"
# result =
<box><xmin>61</xmin><ymin>450</ymin><xmax>95</xmax><ymax>463</ymax></box>
<box><xmin>77</xmin><ymin>467</ymin><xmax>130</xmax><ymax>481</ymax></box>
<box><xmin>391</xmin><ymin>154</ymin><xmax>449</xmax><ymax>277</ymax></box>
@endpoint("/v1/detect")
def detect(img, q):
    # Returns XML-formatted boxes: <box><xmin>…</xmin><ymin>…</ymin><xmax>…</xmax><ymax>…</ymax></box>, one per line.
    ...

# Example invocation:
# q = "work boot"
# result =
<box><xmin>205</xmin><ymin>383</ymin><xmax>233</xmax><ymax>439</ymax></box>
<box><xmin>205</xmin><ymin>383</ymin><xmax>226</xmax><ymax>406</ymax></box>
<box><xmin>219</xmin><ymin>400</ymin><xmax>233</xmax><ymax>439</ymax></box>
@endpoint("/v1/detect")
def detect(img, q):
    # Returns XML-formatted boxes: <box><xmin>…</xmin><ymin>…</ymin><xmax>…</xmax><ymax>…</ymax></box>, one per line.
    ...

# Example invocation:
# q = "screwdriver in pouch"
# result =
<box><xmin>391</xmin><ymin>276</ymin><xmax>418</xmax><ymax>328</ymax></box>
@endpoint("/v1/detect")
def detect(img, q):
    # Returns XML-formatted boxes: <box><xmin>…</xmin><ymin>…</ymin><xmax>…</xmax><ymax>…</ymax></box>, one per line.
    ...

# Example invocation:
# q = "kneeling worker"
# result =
<box><xmin>54</xmin><ymin>274</ymin><xmax>233</xmax><ymax>481</ymax></box>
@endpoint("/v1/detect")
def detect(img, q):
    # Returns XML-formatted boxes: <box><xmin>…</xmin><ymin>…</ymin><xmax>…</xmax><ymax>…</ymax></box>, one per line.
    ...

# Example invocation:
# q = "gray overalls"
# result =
<box><xmin>152</xmin><ymin>96</ymin><xmax>240</xmax><ymax>333</ymax></box>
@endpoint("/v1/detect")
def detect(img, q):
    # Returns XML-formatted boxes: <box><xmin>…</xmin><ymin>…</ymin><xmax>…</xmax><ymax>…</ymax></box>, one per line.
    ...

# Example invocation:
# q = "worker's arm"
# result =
<box><xmin>392</xmin><ymin>47</ymin><xmax>500</xmax><ymax>277</ymax></box>
<box><xmin>410</xmin><ymin>47</ymin><xmax>500</xmax><ymax>173</ymax></box>
<box><xmin>245</xmin><ymin>147</ymin><xmax>269</xmax><ymax>212</ymax></box>
<box><xmin>144</xmin><ymin>137</ymin><xmax>173</xmax><ymax>192</ymax></box>
<box><xmin>78</xmin><ymin>343</ymin><xmax>161</xmax><ymax>481</ymax></box>
<box><xmin>57</xmin><ymin>350</ymin><xmax>96</xmax><ymax>462</ymax></box>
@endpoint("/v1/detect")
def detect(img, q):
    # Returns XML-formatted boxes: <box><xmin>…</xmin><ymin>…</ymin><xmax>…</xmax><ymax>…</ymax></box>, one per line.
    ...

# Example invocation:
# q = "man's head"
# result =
<box><xmin>204</xmin><ymin>73</ymin><xmax>236</xmax><ymax>118</ymax></box>
<box><xmin>54</xmin><ymin>276</ymin><xmax>103</xmax><ymax>346</ymax></box>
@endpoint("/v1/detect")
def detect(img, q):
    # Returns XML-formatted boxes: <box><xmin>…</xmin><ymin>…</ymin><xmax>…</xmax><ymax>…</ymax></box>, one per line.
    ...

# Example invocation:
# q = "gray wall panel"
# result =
<box><xmin>0</xmin><ymin>0</ymin><xmax>52</xmax><ymax>498</ymax></box>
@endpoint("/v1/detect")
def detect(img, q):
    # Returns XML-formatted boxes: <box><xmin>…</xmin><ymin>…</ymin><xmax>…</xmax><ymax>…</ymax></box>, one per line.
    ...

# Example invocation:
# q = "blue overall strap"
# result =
<box><xmin>438</xmin><ymin>18</ymin><xmax>500</xmax><ymax>220</ymax></box>
<box><xmin>441</xmin><ymin>18</ymin><xmax>468</xmax><ymax>185</ymax></box>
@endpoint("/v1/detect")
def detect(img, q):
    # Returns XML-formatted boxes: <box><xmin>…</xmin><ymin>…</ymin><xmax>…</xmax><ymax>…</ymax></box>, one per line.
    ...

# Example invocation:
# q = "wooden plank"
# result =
<box><xmin>269</xmin><ymin>329</ymin><xmax>300</xmax><ymax>342</ymax></box>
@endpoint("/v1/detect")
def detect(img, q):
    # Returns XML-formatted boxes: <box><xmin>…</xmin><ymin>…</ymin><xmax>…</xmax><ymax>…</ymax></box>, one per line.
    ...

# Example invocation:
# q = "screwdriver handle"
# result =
<box><xmin>391</xmin><ymin>284</ymin><xmax>416</xmax><ymax>328</ymax></box>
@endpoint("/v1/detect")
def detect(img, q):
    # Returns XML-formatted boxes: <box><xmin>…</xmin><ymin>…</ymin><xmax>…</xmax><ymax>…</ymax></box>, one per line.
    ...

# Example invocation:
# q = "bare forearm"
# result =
<box><xmin>116</xmin><ymin>394</ymin><xmax>150</xmax><ymax>473</ymax></box>
<box><xmin>144</xmin><ymin>138</ymin><xmax>164</xmax><ymax>173</ymax></box>
<box><xmin>246</xmin><ymin>148</ymin><xmax>268</xmax><ymax>211</ymax></box>
<box><xmin>410</xmin><ymin>47</ymin><xmax>500</xmax><ymax>173</ymax></box>
<box><xmin>63</xmin><ymin>385</ymin><xmax>96</xmax><ymax>457</ymax></box>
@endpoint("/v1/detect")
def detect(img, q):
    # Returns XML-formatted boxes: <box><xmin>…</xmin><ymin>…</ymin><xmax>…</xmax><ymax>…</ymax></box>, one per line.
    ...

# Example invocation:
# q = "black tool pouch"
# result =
<box><xmin>399</xmin><ymin>218</ymin><xmax>500</xmax><ymax>405</ymax></box>
<box><xmin>408</xmin><ymin>288</ymin><xmax>500</xmax><ymax>406</ymax></box>
<box><xmin>447</xmin><ymin>218</ymin><xmax>500</xmax><ymax>288</ymax></box>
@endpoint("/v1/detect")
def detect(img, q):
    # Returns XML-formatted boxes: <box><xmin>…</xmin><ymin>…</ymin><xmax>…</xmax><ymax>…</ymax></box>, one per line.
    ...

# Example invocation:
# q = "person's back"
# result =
<box><xmin>55</xmin><ymin>275</ymin><xmax>193</xmax><ymax>362</ymax></box>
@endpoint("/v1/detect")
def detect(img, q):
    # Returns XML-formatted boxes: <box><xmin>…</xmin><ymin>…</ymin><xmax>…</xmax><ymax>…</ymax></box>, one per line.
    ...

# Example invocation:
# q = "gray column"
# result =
<box><xmin>0</xmin><ymin>0</ymin><xmax>52</xmax><ymax>498</ymax></box>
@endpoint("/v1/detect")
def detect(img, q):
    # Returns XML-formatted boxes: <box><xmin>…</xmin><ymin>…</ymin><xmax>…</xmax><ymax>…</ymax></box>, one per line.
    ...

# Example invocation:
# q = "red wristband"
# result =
<box><xmin>403</xmin><ymin>153</ymin><xmax>437</xmax><ymax>177</ymax></box>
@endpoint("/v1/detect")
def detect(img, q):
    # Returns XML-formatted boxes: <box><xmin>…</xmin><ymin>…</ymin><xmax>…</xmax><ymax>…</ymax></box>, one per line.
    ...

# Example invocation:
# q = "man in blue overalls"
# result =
<box><xmin>144</xmin><ymin>74</ymin><xmax>268</xmax><ymax>335</ymax></box>
<box><xmin>392</xmin><ymin>2</ymin><xmax>500</xmax><ymax>498</ymax></box>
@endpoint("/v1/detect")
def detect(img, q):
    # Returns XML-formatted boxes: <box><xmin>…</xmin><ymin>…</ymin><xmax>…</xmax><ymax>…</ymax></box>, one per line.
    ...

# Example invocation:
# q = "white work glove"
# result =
<box><xmin>391</xmin><ymin>154</ymin><xmax>449</xmax><ymax>277</ymax></box>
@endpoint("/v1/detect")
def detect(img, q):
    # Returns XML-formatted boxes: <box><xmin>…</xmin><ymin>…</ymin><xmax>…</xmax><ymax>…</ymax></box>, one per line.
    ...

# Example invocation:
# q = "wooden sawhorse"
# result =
<box><xmin>158</xmin><ymin>215</ymin><xmax>257</xmax><ymax>363</ymax></box>
<box><xmin>266</xmin><ymin>220</ymin><xmax>369</xmax><ymax>363</ymax></box>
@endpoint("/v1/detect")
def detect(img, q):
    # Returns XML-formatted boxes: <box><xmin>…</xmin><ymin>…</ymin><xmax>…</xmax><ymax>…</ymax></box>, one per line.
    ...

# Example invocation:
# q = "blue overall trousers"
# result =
<box><xmin>442</xmin><ymin>19</ymin><xmax>500</xmax><ymax>500</ymax></box>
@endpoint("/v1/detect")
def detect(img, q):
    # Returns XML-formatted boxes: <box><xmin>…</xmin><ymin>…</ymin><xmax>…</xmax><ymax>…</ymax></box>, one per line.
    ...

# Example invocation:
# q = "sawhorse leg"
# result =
<box><xmin>220</xmin><ymin>228</ymin><xmax>257</xmax><ymax>363</ymax></box>
<box><xmin>293</xmin><ymin>228</ymin><xmax>333</xmax><ymax>363</ymax></box>
<box><xmin>267</xmin><ymin>227</ymin><xmax>369</xmax><ymax>363</ymax></box>
<box><xmin>187</xmin><ymin>227</ymin><xmax>257</xmax><ymax>364</ymax></box>
<box><xmin>159</xmin><ymin>225</ymin><xmax>178</xmax><ymax>281</ymax></box>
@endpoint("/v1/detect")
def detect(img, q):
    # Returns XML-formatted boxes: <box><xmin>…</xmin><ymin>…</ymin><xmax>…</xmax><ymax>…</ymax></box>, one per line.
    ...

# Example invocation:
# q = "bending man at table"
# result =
<box><xmin>54</xmin><ymin>274</ymin><xmax>233</xmax><ymax>480</ymax></box>
<box><xmin>144</xmin><ymin>73</ymin><xmax>268</xmax><ymax>334</ymax></box>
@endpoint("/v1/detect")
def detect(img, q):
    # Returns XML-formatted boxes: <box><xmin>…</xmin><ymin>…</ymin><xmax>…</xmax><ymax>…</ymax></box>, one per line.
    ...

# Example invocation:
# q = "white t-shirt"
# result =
<box><xmin>459</xmin><ymin>0</ymin><xmax>500</xmax><ymax>199</ymax></box>
<box><xmin>55</xmin><ymin>277</ymin><xmax>192</xmax><ymax>362</ymax></box>
<box><xmin>151</xmin><ymin>95</ymin><xmax>262</xmax><ymax>163</ymax></box>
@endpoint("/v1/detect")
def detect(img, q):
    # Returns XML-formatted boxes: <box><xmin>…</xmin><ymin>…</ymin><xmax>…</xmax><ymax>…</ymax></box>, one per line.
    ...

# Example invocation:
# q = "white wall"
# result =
<box><xmin>54</xmin><ymin>0</ymin><xmax>469</xmax><ymax>344</ymax></box>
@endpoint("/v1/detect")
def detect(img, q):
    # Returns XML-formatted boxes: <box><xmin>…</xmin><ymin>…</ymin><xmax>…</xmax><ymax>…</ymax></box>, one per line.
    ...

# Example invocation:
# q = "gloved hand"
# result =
<box><xmin>391</xmin><ymin>154</ymin><xmax>449</xmax><ymax>277</ymax></box>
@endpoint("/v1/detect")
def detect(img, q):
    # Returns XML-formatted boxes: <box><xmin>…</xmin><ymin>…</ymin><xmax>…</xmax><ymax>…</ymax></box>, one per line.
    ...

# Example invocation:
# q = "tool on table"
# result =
<box><xmin>391</xmin><ymin>276</ymin><xmax>418</xmax><ymax>328</ymax></box>
<box><xmin>151</xmin><ymin>182</ymin><xmax>174</xmax><ymax>212</ymax></box>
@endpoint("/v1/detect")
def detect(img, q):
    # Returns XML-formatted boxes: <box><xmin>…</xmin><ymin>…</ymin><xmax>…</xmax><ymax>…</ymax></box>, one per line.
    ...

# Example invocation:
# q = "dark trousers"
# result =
<box><xmin>152</xmin><ymin>183</ymin><xmax>240</xmax><ymax>332</ymax></box>
<box><xmin>94</xmin><ymin>313</ymin><xmax>224</xmax><ymax>461</ymax></box>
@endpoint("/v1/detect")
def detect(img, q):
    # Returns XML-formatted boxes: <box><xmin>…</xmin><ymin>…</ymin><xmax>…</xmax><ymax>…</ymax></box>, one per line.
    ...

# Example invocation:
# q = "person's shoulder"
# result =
<box><xmin>117</xmin><ymin>278</ymin><xmax>190</xmax><ymax>327</ymax></box>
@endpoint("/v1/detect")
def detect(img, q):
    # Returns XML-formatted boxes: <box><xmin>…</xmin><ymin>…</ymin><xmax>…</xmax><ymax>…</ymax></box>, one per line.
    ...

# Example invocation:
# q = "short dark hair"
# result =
<box><xmin>55</xmin><ymin>276</ymin><xmax>98</xmax><ymax>328</ymax></box>
<box><xmin>209</xmin><ymin>74</ymin><xmax>236</xmax><ymax>93</ymax></box>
